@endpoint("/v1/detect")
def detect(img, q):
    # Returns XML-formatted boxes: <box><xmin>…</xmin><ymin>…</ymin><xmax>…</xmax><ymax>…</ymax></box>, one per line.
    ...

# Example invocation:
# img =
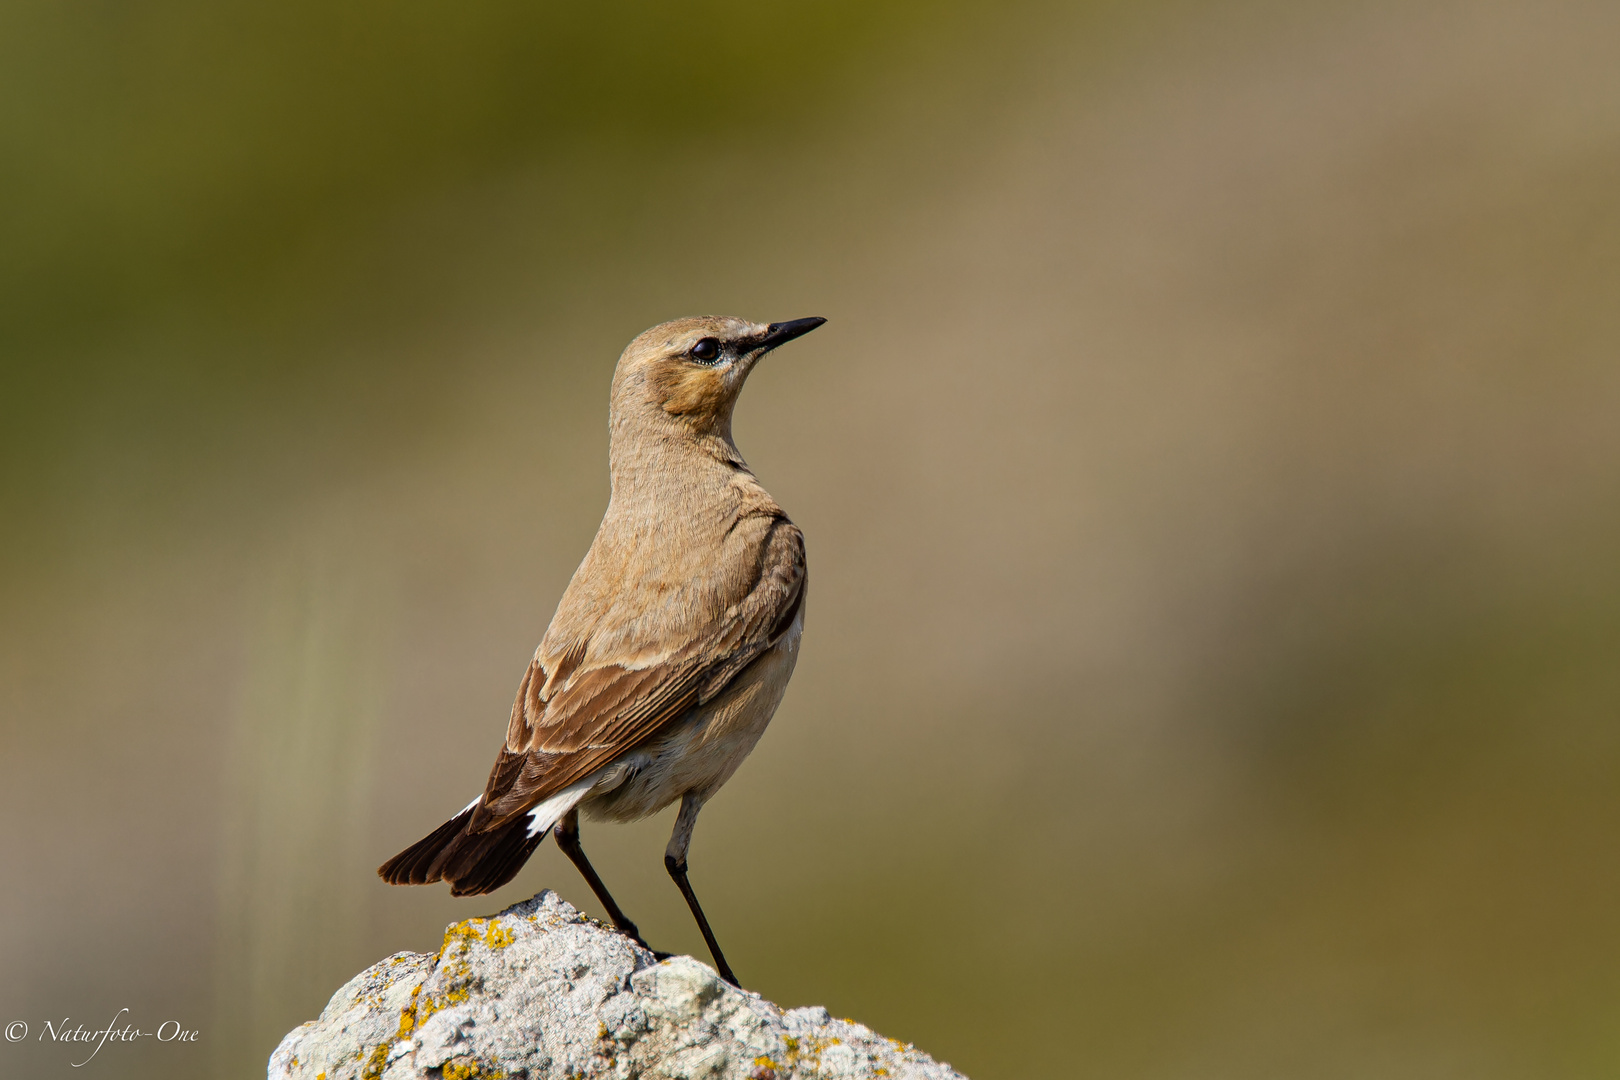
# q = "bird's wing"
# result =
<box><xmin>469</xmin><ymin>515</ymin><xmax>805</xmax><ymax>832</ymax></box>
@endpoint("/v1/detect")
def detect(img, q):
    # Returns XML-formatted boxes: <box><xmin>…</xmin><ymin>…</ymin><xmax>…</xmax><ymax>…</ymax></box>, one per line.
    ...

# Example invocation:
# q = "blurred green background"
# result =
<box><xmin>3</xmin><ymin>0</ymin><xmax>1619</xmax><ymax>1077</ymax></box>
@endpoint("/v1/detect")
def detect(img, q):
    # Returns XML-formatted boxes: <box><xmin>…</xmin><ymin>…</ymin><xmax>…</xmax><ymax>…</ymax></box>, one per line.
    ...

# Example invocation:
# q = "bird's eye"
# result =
<box><xmin>690</xmin><ymin>338</ymin><xmax>721</xmax><ymax>363</ymax></box>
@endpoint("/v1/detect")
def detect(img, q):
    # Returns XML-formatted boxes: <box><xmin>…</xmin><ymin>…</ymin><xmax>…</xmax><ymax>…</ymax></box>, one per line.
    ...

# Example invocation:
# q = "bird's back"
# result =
<box><xmin>537</xmin><ymin>451</ymin><xmax>792</xmax><ymax>679</ymax></box>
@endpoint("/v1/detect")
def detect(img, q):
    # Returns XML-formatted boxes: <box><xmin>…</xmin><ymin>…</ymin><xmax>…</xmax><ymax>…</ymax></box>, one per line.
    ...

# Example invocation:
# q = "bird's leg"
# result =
<box><xmin>665</xmin><ymin>792</ymin><xmax>739</xmax><ymax>987</ymax></box>
<box><xmin>553</xmin><ymin>810</ymin><xmax>665</xmax><ymax>957</ymax></box>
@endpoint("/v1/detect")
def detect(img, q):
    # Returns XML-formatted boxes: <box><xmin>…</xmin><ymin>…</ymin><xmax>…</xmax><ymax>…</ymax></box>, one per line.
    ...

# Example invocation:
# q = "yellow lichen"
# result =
<box><xmin>358</xmin><ymin>1042</ymin><xmax>390</xmax><ymax>1080</ymax></box>
<box><xmin>440</xmin><ymin>1060</ymin><xmax>506</xmax><ymax>1080</ymax></box>
<box><xmin>441</xmin><ymin>920</ymin><xmax>482</xmax><ymax>955</ymax></box>
<box><xmin>397</xmin><ymin>983</ymin><xmax>424</xmax><ymax>1037</ymax></box>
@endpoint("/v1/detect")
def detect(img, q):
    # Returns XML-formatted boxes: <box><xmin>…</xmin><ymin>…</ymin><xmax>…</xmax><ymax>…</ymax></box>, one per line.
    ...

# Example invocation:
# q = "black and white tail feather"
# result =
<box><xmin>377</xmin><ymin>780</ymin><xmax>595</xmax><ymax>897</ymax></box>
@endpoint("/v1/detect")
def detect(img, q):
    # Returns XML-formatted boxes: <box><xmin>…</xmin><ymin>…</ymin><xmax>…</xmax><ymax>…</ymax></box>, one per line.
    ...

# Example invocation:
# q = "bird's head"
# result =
<box><xmin>610</xmin><ymin>315</ymin><xmax>825</xmax><ymax>444</ymax></box>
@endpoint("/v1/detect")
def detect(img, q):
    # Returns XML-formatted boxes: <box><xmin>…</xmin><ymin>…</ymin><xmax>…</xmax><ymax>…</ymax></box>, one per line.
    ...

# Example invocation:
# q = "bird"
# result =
<box><xmin>379</xmin><ymin>314</ymin><xmax>824</xmax><ymax>987</ymax></box>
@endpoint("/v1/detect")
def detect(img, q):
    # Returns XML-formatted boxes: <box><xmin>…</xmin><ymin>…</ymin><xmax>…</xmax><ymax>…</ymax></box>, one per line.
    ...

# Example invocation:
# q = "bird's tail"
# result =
<box><xmin>377</xmin><ymin>785</ymin><xmax>590</xmax><ymax>897</ymax></box>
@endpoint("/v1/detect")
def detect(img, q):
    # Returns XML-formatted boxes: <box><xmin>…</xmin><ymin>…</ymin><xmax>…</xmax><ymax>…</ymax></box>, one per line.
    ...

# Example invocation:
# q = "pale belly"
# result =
<box><xmin>579</xmin><ymin>614</ymin><xmax>802</xmax><ymax>823</ymax></box>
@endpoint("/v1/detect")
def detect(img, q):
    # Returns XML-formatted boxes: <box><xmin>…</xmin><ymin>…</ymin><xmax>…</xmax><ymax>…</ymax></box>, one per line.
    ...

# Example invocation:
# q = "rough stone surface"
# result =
<box><xmin>269</xmin><ymin>890</ymin><xmax>966</xmax><ymax>1080</ymax></box>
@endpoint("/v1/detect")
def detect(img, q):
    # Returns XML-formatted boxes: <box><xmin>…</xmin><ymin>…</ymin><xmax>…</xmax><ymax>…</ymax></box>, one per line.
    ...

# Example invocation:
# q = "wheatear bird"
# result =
<box><xmin>379</xmin><ymin>315</ymin><xmax>823</xmax><ymax>986</ymax></box>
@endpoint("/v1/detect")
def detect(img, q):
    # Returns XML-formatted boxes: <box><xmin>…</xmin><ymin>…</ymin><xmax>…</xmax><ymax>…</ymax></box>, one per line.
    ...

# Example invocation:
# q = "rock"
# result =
<box><xmin>269</xmin><ymin>890</ymin><xmax>967</xmax><ymax>1080</ymax></box>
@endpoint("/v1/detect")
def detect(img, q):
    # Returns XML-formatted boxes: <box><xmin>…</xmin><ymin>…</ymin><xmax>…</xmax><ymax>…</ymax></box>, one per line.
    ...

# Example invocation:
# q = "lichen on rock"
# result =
<box><xmin>268</xmin><ymin>890</ymin><xmax>965</xmax><ymax>1080</ymax></box>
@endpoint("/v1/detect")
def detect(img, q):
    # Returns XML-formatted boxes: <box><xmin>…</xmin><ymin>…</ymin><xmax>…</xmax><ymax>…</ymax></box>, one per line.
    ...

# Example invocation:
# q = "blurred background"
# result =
<box><xmin>2</xmin><ymin>0</ymin><xmax>1618</xmax><ymax>1076</ymax></box>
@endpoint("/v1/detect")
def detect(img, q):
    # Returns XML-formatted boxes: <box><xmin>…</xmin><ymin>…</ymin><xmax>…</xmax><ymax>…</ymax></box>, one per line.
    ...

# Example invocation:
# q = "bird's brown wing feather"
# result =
<box><xmin>470</xmin><ymin>517</ymin><xmax>804</xmax><ymax>832</ymax></box>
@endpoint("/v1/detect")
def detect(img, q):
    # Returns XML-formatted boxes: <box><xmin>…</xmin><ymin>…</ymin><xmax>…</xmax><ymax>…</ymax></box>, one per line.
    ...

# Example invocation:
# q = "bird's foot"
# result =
<box><xmin>614</xmin><ymin>924</ymin><xmax>668</xmax><ymax>960</ymax></box>
<box><xmin>629</xmin><ymin>932</ymin><xmax>673</xmax><ymax>961</ymax></box>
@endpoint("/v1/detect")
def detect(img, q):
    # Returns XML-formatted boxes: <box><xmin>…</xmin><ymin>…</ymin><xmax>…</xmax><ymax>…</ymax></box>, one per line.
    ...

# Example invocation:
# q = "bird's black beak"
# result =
<box><xmin>757</xmin><ymin>317</ymin><xmax>826</xmax><ymax>352</ymax></box>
